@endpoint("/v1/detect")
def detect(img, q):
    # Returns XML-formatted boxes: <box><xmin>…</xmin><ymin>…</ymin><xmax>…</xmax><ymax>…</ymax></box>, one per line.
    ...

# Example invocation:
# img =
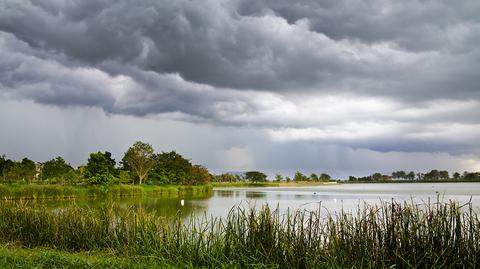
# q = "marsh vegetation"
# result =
<box><xmin>0</xmin><ymin>198</ymin><xmax>479</xmax><ymax>268</ymax></box>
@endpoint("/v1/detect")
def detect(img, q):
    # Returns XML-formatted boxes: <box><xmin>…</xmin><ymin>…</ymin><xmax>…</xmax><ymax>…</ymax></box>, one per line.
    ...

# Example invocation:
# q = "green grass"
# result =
<box><xmin>0</xmin><ymin>199</ymin><xmax>479</xmax><ymax>268</ymax></box>
<box><xmin>0</xmin><ymin>244</ymin><xmax>191</xmax><ymax>269</ymax></box>
<box><xmin>0</xmin><ymin>184</ymin><xmax>213</xmax><ymax>200</ymax></box>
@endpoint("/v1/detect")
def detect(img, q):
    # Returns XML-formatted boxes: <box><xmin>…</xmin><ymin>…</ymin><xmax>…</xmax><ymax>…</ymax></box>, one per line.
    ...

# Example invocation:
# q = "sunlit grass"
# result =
<box><xmin>0</xmin><ymin>199</ymin><xmax>478</xmax><ymax>268</ymax></box>
<box><xmin>0</xmin><ymin>184</ymin><xmax>212</xmax><ymax>200</ymax></box>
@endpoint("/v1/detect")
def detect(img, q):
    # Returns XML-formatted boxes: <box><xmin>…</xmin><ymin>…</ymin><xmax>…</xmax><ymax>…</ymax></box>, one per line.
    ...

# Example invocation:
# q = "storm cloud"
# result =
<box><xmin>0</xmin><ymin>0</ymin><xmax>479</xmax><ymax>175</ymax></box>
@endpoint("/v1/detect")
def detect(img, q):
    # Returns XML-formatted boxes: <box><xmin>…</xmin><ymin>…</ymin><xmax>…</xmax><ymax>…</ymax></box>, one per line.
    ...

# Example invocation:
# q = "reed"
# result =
<box><xmin>0</xmin><ymin>184</ymin><xmax>212</xmax><ymax>200</ymax></box>
<box><xmin>0</xmin><ymin>199</ymin><xmax>478</xmax><ymax>268</ymax></box>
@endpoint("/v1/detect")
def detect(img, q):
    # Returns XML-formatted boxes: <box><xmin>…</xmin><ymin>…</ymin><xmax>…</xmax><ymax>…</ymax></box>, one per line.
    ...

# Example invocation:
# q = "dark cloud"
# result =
<box><xmin>1</xmin><ymin>0</ymin><xmax>478</xmax><ymax>99</ymax></box>
<box><xmin>0</xmin><ymin>0</ymin><xmax>480</xmax><ymax>165</ymax></box>
<box><xmin>237</xmin><ymin>0</ymin><xmax>480</xmax><ymax>51</ymax></box>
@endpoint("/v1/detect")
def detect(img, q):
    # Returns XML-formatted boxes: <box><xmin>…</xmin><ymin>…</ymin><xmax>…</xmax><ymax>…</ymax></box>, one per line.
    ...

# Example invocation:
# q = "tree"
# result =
<box><xmin>275</xmin><ymin>174</ymin><xmax>283</xmax><ymax>182</ymax></box>
<box><xmin>213</xmin><ymin>173</ymin><xmax>237</xmax><ymax>182</ymax></box>
<box><xmin>439</xmin><ymin>170</ymin><xmax>449</xmax><ymax>180</ymax></box>
<box><xmin>310</xmin><ymin>173</ymin><xmax>318</xmax><ymax>182</ymax></box>
<box><xmin>319</xmin><ymin>173</ymin><xmax>331</xmax><ymax>181</ymax></box>
<box><xmin>424</xmin><ymin>170</ymin><xmax>440</xmax><ymax>180</ymax></box>
<box><xmin>407</xmin><ymin>171</ymin><xmax>415</xmax><ymax>180</ymax></box>
<box><xmin>348</xmin><ymin>176</ymin><xmax>357</xmax><ymax>181</ymax></box>
<box><xmin>149</xmin><ymin>151</ymin><xmax>193</xmax><ymax>184</ymax></box>
<box><xmin>22</xmin><ymin>158</ymin><xmax>36</xmax><ymax>182</ymax></box>
<box><xmin>392</xmin><ymin>170</ymin><xmax>407</xmax><ymax>180</ymax></box>
<box><xmin>453</xmin><ymin>172</ymin><xmax>461</xmax><ymax>180</ymax></box>
<box><xmin>245</xmin><ymin>171</ymin><xmax>267</xmax><ymax>182</ymax></box>
<box><xmin>2</xmin><ymin>158</ymin><xmax>36</xmax><ymax>183</ymax></box>
<box><xmin>85</xmin><ymin>152</ymin><xmax>116</xmax><ymax>185</ymax></box>
<box><xmin>371</xmin><ymin>173</ymin><xmax>383</xmax><ymax>181</ymax></box>
<box><xmin>122</xmin><ymin>141</ymin><xmax>155</xmax><ymax>184</ymax></box>
<box><xmin>0</xmin><ymin>155</ymin><xmax>13</xmax><ymax>181</ymax></box>
<box><xmin>190</xmin><ymin>165</ymin><xmax>212</xmax><ymax>185</ymax></box>
<box><xmin>41</xmin><ymin>157</ymin><xmax>73</xmax><ymax>181</ymax></box>
<box><xmin>294</xmin><ymin>171</ymin><xmax>308</xmax><ymax>182</ymax></box>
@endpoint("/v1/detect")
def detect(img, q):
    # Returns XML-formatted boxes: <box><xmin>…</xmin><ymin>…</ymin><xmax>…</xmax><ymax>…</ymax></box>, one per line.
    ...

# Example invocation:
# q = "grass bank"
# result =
<box><xmin>0</xmin><ymin>199</ymin><xmax>478</xmax><ymax>268</ymax></box>
<box><xmin>0</xmin><ymin>184</ymin><xmax>212</xmax><ymax>200</ymax></box>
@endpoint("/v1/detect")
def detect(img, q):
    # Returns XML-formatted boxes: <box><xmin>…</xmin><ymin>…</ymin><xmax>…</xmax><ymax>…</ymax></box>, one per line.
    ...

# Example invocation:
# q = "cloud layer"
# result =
<box><xmin>1</xmin><ymin>0</ymin><xmax>479</xmax><ymax>175</ymax></box>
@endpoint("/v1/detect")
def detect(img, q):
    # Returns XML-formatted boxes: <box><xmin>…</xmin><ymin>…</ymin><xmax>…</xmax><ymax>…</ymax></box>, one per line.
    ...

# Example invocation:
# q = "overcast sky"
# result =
<box><xmin>1</xmin><ymin>0</ymin><xmax>480</xmax><ymax>178</ymax></box>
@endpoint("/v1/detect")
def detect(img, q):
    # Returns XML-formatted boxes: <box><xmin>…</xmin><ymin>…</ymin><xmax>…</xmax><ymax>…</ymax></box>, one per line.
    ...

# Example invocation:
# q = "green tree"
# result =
<box><xmin>275</xmin><ymin>174</ymin><xmax>283</xmax><ymax>182</ymax></box>
<box><xmin>310</xmin><ymin>173</ymin><xmax>318</xmax><ymax>182</ymax></box>
<box><xmin>85</xmin><ymin>152</ymin><xmax>116</xmax><ymax>185</ymax></box>
<box><xmin>41</xmin><ymin>157</ymin><xmax>73</xmax><ymax>181</ymax></box>
<box><xmin>439</xmin><ymin>170</ymin><xmax>449</xmax><ymax>180</ymax></box>
<box><xmin>122</xmin><ymin>141</ymin><xmax>155</xmax><ymax>184</ymax></box>
<box><xmin>0</xmin><ymin>155</ymin><xmax>14</xmax><ymax>181</ymax></box>
<box><xmin>424</xmin><ymin>170</ymin><xmax>440</xmax><ymax>180</ymax></box>
<box><xmin>4</xmin><ymin>158</ymin><xmax>36</xmax><ymax>183</ymax></box>
<box><xmin>18</xmin><ymin>158</ymin><xmax>36</xmax><ymax>183</ymax></box>
<box><xmin>319</xmin><ymin>173</ymin><xmax>331</xmax><ymax>181</ymax></box>
<box><xmin>213</xmin><ymin>173</ymin><xmax>237</xmax><ymax>182</ymax></box>
<box><xmin>453</xmin><ymin>172</ymin><xmax>461</xmax><ymax>180</ymax></box>
<box><xmin>294</xmin><ymin>171</ymin><xmax>308</xmax><ymax>182</ymax></box>
<box><xmin>371</xmin><ymin>173</ymin><xmax>383</xmax><ymax>181</ymax></box>
<box><xmin>245</xmin><ymin>171</ymin><xmax>267</xmax><ymax>182</ymax></box>
<box><xmin>149</xmin><ymin>151</ymin><xmax>192</xmax><ymax>184</ymax></box>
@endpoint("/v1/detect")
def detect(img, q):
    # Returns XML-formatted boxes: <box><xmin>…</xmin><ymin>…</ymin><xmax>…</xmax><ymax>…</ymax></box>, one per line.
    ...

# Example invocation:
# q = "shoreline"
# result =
<box><xmin>0</xmin><ymin>184</ymin><xmax>213</xmax><ymax>200</ymax></box>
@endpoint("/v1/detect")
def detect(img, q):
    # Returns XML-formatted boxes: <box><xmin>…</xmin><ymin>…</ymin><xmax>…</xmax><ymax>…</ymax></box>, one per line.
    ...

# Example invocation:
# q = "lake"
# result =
<box><xmin>36</xmin><ymin>182</ymin><xmax>480</xmax><ymax>218</ymax></box>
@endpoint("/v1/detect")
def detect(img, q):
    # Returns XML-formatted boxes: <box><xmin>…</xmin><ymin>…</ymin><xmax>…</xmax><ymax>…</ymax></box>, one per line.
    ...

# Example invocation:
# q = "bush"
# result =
<box><xmin>86</xmin><ymin>173</ymin><xmax>114</xmax><ymax>186</ymax></box>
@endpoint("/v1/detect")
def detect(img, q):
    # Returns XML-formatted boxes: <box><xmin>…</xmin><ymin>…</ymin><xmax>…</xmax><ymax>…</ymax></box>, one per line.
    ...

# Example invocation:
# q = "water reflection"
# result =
<box><xmin>216</xmin><ymin>190</ymin><xmax>234</xmax><ymax>197</ymax></box>
<box><xmin>245</xmin><ymin>191</ymin><xmax>266</xmax><ymax>199</ymax></box>
<box><xmin>5</xmin><ymin>183</ymin><xmax>480</xmax><ymax>220</ymax></box>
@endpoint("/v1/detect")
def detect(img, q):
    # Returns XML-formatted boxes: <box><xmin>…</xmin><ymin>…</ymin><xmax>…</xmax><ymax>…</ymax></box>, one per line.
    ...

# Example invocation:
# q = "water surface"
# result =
<box><xmin>31</xmin><ymin>182</ymin><xmax>480</xmax><ymax>218</ymax></box>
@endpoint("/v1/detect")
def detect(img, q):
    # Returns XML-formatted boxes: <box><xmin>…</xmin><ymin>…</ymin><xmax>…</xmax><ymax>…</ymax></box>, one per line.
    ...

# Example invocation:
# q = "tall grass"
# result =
<box><xmin>0</xmin><ymin>199</ymin><xmax>479</xmax><ymax>268</ymax></box>
<box><xmin>0</xmin><ymin>184</ymin><xmax>212</xmax><ymax>200</ymax></box>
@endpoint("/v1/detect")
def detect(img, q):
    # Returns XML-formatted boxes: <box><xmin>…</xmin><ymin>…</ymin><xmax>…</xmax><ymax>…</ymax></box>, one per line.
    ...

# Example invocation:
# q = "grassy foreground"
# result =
<box><xmin>0</xmin><ymin>199</ymin><xmax>479</xmax><ymax>268</ymax></box>
<box><xmin>0</xmin><ymin>184</ymin><xmax>212</xmax><ymax>200</ymax></box>
<box><xmin>0</xmin><ymin>245</ymin><xmax>189</xmax><ymax>269</ymax></box>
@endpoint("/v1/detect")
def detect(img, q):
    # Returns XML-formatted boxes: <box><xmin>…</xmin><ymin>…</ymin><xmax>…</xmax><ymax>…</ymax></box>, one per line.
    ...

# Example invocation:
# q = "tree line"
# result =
<box><xmin>213</xmin><ymin>169</ymin><xmax>480</xmax><ymax>183</ymax></box>
<box><xmin>0</xmin><ymin>141</ymin><xmax>212</xmax><ymax>185</ymax></box>
<box><xmin>2</xmin><ymin>142</ymin><xmax>479</xmax><ymax>185</ymax></box>
<box><xmin>212</xmin><ymin>171</ymin><xmax>332</xmax><ymax>183</ymax></box>
<box><xmin>348</xmin><ymin>169</ymin><xmax>480</xmax><ymax>182</ymax></box>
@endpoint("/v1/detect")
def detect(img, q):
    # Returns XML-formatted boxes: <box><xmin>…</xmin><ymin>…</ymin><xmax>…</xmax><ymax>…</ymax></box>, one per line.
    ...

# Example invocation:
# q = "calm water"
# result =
<box><xmin>35</xmin><ymin>183</ymin><xmax>480</xmax><ymax>218</ymax></box>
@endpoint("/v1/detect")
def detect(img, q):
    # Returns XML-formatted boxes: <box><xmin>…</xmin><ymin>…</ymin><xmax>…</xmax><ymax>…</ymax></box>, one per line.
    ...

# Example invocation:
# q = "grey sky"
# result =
<box><xmin>0</xmin><ymin>0</ymin><xmax>479</xmax><ymax>177</ymax></box>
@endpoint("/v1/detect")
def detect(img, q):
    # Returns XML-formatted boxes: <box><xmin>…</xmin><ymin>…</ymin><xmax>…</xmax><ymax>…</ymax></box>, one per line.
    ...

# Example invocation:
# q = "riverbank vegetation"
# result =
<box><xmin>0</xmin><ymin>141</ymin><xmax>212</xmax><ymax>187</ymax></box>
<box><xmin>214</xmin><ymin>169</ymin><xmax>480</xmax><ymax>185</ymax></box>
<box><xmin>0</xmin><ymin>141</ymin><xmax>215</xmax><ymax>199</ymax></box>
<box><xmin>2</xmin><ymin>141</ymin><xmax>479</xmax><ymax>193</ymax></box>
<box><xmin>0</xmin><ymin>199</ymin><xmax>478</xmax><ymax>268</ymax></box>
<box><xmin>0</xmin><ymin>184</ymin><xmax>212</xmax><ymax>200</ymax></box>
<box><xmin>348</xmin><ymin>169</ymin><xmax>480</xmax><ymax>183</ymax></box>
